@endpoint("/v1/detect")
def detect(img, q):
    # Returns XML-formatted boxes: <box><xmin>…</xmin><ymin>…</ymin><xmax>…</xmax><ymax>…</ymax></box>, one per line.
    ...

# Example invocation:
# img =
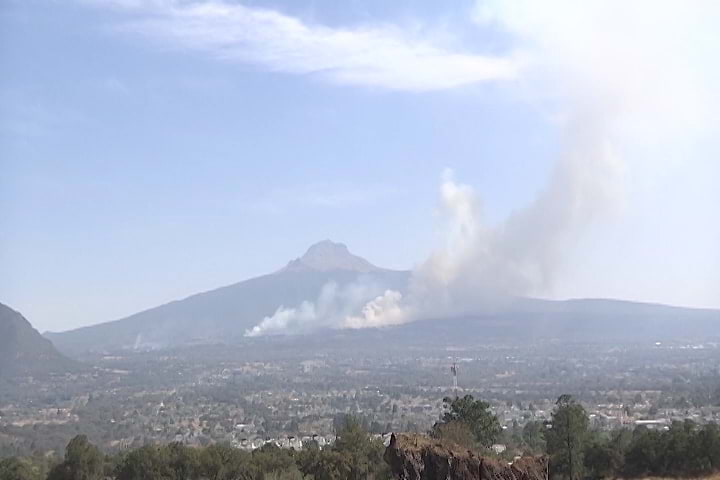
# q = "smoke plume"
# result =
<box><xmin>346</xmin><ymin>0</ymin><xmax>718</xmax><ymax>328</ymax></box>
<box><xmin>246</xmin><ymin>1</ymin><xmax>718</xmax><ymax>335</ymax></box>
<box><xmin>245</xmin><ymin>279</ymin><xmax>394</xmax><ymax>336</ymax></box>
<box><xmin>348</xmin><ymin>129</ymin><xmax>620</xmax><ymax>328</ymax></box>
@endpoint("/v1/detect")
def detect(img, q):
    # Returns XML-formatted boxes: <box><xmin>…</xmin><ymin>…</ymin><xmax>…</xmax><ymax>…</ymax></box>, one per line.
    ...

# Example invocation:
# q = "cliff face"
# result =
<box><xmin>383</xmin><ymin>433</ymin><xmax>548</xmax><ymax>480</ymax></box>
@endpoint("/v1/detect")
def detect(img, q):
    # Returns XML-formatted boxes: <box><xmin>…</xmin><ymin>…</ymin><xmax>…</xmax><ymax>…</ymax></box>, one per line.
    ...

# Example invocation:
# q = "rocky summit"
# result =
<box><xmin>281</xmin><ymin>239</ymin><xmax>385</xmax><ymax>273</ymax></box>
<box><xmin>384</xmin><ymin>433</ymin><xmax>548</xmax><ymax>480</ymax></box>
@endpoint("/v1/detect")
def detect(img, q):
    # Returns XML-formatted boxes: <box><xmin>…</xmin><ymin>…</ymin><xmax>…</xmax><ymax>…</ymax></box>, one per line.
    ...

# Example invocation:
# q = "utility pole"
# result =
<box><xmin>450</xmin><ymin>359</ymin><xmax>458</xmax><ymax>397</ymax></box>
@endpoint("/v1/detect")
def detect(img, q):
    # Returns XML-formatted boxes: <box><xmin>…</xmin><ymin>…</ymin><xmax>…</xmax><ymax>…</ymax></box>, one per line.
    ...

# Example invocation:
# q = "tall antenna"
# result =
<box><xmin>450</xmin><ymin>358</ymin><xmax>458</xmax><ymax>397</ymax></box>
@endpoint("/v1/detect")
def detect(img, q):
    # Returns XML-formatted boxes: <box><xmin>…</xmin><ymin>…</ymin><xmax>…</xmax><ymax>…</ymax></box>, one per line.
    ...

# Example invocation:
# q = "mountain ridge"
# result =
<box><xmin>0</xmin><ymin>302</ymin><xmax>78</xmax><ymax>379</ymax></box>
<box><xmin>43</xmin><ymin>241</ymin><xmax>720</xmax><ymax>356</ymax></box>
<box><xmin>45</xmin><ymin>241</ymin><xmax>409</xmax><ymax>354</ymax></box>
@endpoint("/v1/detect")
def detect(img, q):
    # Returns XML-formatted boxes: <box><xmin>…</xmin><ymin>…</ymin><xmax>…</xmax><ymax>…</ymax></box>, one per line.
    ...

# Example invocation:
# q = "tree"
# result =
<box><xmin>334</xmin><ymin>415</ymin><xmax>388</xmax><ymax>480</ymax></box>
<box><xmin>114</xmin><ymin>445</ymin><xmax>173</xmax><ymax>480</ymax></box>
<box><xmin>521</xmin><ymin>421</ymin><xmax>546</xmax><ymax>454</ymax></box>
<box><xmin>0</xmin><ymin>458</ymin><xmax>36</xmax><ymax>480</ymax></box>
<box><xmin>698</xmin><ymin>423</ymin><xmax>720</xmax><ymax>471</ymax></box>
<box><xmin>545</xmin><ymin>395</ymin><xmax>588</xmax><ymax>480</ymax></box>
<box><xmin>624</xmin><ymin>426</ymin><xmax>664</xmax><ymax>477</ymax></box>
<box><xmin>434</xmin><ymin>395</ymin><xmax>501</xmax><ymax>448</ymax></box>
<box><xmin>166</xmin><ymin>443</ymin><xmax>200</xmax><ymax>480</ymax></box>
<box><xmin>297</xmin><ymin>449</ymin><xmax>351</xmax><ymax>480</ymax></box>
<box><xmin>47</xmin><ymin>435</ymin><xmax>104</xmax><ymax>480</ymax></box>
<box><xmin>200</xmin><ymin>444</ymin><xmax>255</xmax><ymax>480</ymax></box>
<box><xmin>584</xmin><ymin>437</ymin><xmax>623</xmax><ymax>479</ymax></box>
<box><xmin>250</xmin><ymin>443</ymin><xmax>297</xmax><ymax>478</ymax></box>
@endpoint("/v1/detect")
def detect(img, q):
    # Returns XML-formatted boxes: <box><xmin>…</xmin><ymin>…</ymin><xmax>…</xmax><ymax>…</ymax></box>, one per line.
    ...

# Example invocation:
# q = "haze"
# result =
<box><xmin>1</xmin><ymin>0</ymin><xmax>719</xmax><ymax>333</ymax></box>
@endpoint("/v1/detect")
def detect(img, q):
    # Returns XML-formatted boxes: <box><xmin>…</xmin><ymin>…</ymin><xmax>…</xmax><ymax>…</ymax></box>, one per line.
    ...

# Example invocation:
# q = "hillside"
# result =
<box><xmin>387</xmin><ymin>297</ymin><xmax>720</xmax><ymax>345</ymax></box>
<box><xmin>45</xmin><ymin>240</ymin><xmax>720</xmax><ymax>356</ymax></box>
<box><xmin>46</xmin><ymin>241</ymin><xmax>410</xmax><ymax>354</ymax></box>
<box><xmin>0</xmin><ymin>303</ymin><xmax>77</xmax><ymax>378</ymax></box>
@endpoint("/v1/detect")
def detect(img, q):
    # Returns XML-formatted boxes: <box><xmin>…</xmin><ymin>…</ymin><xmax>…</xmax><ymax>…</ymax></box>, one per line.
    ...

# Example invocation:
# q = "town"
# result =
<box><xmin>2</xmin><ymin>338</ymin><xmax>719</xmax><ymax>458</ymax></box>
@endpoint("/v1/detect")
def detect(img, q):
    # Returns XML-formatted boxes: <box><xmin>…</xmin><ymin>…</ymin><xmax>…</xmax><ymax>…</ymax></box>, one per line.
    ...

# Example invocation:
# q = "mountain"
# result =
<box><xmin>281</xmin><ymin>240</ymin><xmax>385</xmax><ymax>273</ymax></box>
<box><xmin>45</xmin><ymin>240</ymin><xmax>720</xmax><ymax>356</ymax></box>
<box><xmin>46</xmin><ymin>241</ymin><xmax>410</xmax><ymax>355</ymax></box>
<box><xmin>382</xmin><ymin>297</ymin><xmax>720</xmax><ymax>345</ymax></box>
<box><xmin>0</xmin><ymin>303</ymin><xmax>77</xmax><ymax>378</ymax></box>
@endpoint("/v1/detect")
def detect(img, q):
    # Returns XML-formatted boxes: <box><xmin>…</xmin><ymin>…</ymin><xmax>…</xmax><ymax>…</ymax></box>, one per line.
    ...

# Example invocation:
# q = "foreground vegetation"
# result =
<box><xmin>0</xmin><ymin>416</ymin><xmax>388</xmax><ymax>480</ymax></box>
<box><xmin>4</xmin><ymin>395</ymin><xmax>720</xmax><ymax>480</ymax></box>
<box><xmin>432</xmin><ymin>395</ymin><xmax>720</xmax><ymax>480</ymax></box>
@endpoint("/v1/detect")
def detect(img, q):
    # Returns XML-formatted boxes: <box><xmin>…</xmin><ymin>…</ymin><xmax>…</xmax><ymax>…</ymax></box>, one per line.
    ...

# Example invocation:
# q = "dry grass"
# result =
<box><xmin>623</xmin><ymin>475</ymin><xmax>720</xmax><ymax>480</ymax></box>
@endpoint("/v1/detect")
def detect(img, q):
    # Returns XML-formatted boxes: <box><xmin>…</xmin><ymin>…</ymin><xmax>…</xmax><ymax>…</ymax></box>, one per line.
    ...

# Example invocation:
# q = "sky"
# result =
<box><xmin>1</xmin><ymin>0</ymin><xmax>719</xmax><ymax>332</ymax></box>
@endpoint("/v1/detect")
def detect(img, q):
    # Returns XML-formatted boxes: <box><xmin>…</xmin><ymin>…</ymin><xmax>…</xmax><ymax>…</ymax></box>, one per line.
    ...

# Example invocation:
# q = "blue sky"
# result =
<box><xmin>2</xmin><ymin>0</ymin><xmax>719</xmax><ymax>332</ymax></box>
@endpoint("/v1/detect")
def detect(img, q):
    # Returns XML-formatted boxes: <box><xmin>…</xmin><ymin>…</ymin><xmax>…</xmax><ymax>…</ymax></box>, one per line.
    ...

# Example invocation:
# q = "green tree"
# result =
<box><xmin>114</xmin><ymin>445</ymin><xmax>173</xmax><ymax>480</ymax></box>
<box><xmin>583</xmin><ymin>436</ymin><xmax>623</xmax><ymax>479</ymax></box>
<box><xmin>166</xmin><ymin>443</ymin><xmax>200</xmax><ymax>480</ymax></box>
<box><xmin>334</xmin><ymin>415</ymin><xmax>388</xmax><ymax>480</ymax></box>
<box><xmin>434</xmin><ymin>395</ymin><xmax>501</xmax><ymax>448</ymax></box>
<box><xmin>250</xmin><ymin>443</ymin><xmax>299</xmax><ymax>478</ymax></box>
<box><xmin>521</xmin><ymin>421</ymin><xmax>546</xmax><ymax>454</ymax></box>
<box><xmin>545</xmin><ymin>395</ymin><xmax>588</xmax><ymax>480</ymax></box>
<box><xmin>698</xmin><ymin>423</ymin><xmax>720</xmax><ymax>471</ymax></box>
<box><xmin>0</xmin><ymin>458</ymin><xmax>37</xmax><ymax>480</ymax></box>
<box><xmin>47</xmin><ymin>435</ymin><xmax>104</xmax><ymax>480</ymax></box>
<box><xmin>297</xmin><ymin>449</ymin><xmax>351</xmax><ymax>480</ymax></box>
<box><xmin>199</xmin><ymin>444</ymin><xmax>255</xmax><ymax>480</ymax></box>
<box><xmin>624</xmin><ymin>426</ymin><xmax>664</xmax><ymax>477</ymax></box>
<box><xmin>263</xmin><ymin>470</ymin><xmax>306</xmax><ymax>480</ymax></box>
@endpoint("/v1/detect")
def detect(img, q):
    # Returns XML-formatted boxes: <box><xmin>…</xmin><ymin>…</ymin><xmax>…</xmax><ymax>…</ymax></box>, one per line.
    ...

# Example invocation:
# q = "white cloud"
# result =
<box><xmin>473</xmin><ymin>0</ymin><xmax>720</xmax><ymax>136</ymax></box>
<box><xmin>87</xmin><ymin>0</ymin><xmax>519</xmax><ymax>91</ymax></box>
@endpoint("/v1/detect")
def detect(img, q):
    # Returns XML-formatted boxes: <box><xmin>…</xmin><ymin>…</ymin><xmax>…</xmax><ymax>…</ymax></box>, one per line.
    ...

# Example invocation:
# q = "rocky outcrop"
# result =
<box><xmin>384</xmin><ymin>433</ymin><xmax>548</xmax><ymax>480</ymax></box>
<box><xmin>282</xmin><ymin>240</ymin><xmax>386</xmax><ymax>273</ymax></box>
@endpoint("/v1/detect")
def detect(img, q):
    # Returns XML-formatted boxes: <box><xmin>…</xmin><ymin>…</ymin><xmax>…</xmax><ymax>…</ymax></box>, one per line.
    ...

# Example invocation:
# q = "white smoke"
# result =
<box><xmin>347</xmin><ymin>137</ymin><xmax>620</xmax><ymax>328</ymax></box>
<box><xmin>245</xmin><ymin>279</ymin><xmax>392</xmax><ymax>336</ymax></box>
<box><xmin>343</xmin><ymin>0</ymin><xmax>719</xmax><ymax>328</ymax></box>
<box><xmin>249</xmin><ymin>120</ymin><xmax>620</xmax><ymax>334</ymax></box>
<box><xmin>247</xmin><ymin>1</ymin><xmax>719</xmax><ymax>335</ymax></box>
<box><xmin>343</xmin><ymin>290</ymin><xmax>407</xmax><ymax>329</ymax></box>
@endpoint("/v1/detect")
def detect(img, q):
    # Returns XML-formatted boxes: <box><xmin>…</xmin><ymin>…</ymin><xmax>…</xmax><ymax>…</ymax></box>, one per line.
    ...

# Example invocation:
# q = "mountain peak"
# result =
<box><xmin>282</xmin><ymin>240</ymin><xmax>383</xmax><ymax>273</ymax></box>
